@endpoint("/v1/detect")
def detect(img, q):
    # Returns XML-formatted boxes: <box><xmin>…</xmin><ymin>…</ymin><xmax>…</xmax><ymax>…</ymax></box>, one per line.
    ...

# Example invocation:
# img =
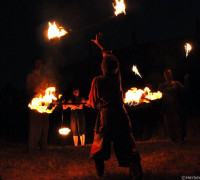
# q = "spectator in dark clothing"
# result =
<box><xmin>63</xmin><ymin>88</ymin><xmax>86</xmax><ymax>146</ymax></box>
<box><xmin>87</xmin><ymin>33</ymin><xmax>143</xmax><ymax>180</ymax></box>
<box><xmin>159</xmin><ymin>68</ymin><xmax>189</xmax><ymax>144</ymax></box>
<box><xmin>26</xmin><ymin>59</ymin><xmax>49</xmax><ymax>151</ymax></box>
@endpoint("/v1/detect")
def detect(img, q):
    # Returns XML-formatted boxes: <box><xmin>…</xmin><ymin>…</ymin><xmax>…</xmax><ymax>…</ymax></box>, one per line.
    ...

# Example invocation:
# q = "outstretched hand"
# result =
<box><xmin>85</xmin><ymin>100</ymin><xmax>92</xmax><ymax>108</ymax></box>
<box><xmin>91</xmin><ymin>33</ymin><xmax>104</xmax><ymax>50</ymax></box>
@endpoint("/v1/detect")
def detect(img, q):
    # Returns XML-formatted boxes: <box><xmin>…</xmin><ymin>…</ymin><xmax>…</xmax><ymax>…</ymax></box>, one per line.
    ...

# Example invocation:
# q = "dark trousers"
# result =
<box><xmin>71</xmin><ymin>110</ymin><xmax>85</xmax><ymax>136</ymax></box>
<box><xmin>28</xmin><ymin>110</ymin><xmax>49</xmax><ymax>151</ymax></box>
<box><xmin>90</xmin><ymin>132</ymin><xmax>140</xmax><ymax>167</ymax></box>
<box><xmin>164</xmin><ymin>113</ymin><xmax>184</xmax><ymax>142</ymax></box>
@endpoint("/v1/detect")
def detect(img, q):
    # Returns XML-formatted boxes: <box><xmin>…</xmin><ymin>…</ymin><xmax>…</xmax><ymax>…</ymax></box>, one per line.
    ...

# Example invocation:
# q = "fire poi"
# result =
<box><xmin>132</xmin><ymin>65</ymin><xmax>142</xmax><ymax>78</ymax></box>
<box><xmin>184</xmin><ymin>43</ymin><xmax>192</xmax><ymax>58</ymax></box>
<box><xmin>113</xmin><ymin>0</ymin><xmax>126</xmax><ymax>16</ymax></box>
<box><xmin>48</xmin><ymin>21</ymin><xmax>68</xmax><ymax>40</ymax></box>
<box><xmin>124</xmin><ymin>87</ymin><xmax>162</xmax><ymax>106</ymax></box>
<box><xmin>59</xmin><ymin>128</ymin><xmax>71</xmax><ymax>135</ymax></box>
<box><xmin>28</xmin><ymin>87</ymin><xmax>61</xmax><ymax>114</ymax></box>
<box><xmin>59</xmin><ymin>109</ymin><xmax>71</xmax><ymax>136</ymax></box>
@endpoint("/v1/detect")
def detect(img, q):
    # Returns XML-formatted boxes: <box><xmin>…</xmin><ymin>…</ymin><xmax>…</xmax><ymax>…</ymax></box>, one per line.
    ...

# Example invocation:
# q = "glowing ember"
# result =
<box><xmin>58</xmin><ymin>94</ymin><xmax>62</xmax><ymax>99</ymax></box>
<box><xmin>184</xmin><ymin>43</ymin><xmax>192</xmax><ymax>58</ymax></box>
<box><xmin>28</xmin><ymin>87</ymin><xmax>61</xmax><ymax>113</ymax></box>
<box><xmin>124</xmin><ymin>87</ymin><xmax>162</xmax><ymax>106</ymax></box>
<box><xmin>113</xmin><ymin>0</ymin><xmax>126</xmax><ymax>16</ymax></box>
<box><xmin>48</xmin><ymin>22</ymin><xmax>68</xmax><ymax>39</ymax></box>
<box><xmin>132</xmin><ymin>65</ymin><xmax>142</xmax><ymax>78</ymax></box>
<box><xmin>59</xmin><ymin>127</ymin><xmax>71</xmax><ymax>135</ymax></box>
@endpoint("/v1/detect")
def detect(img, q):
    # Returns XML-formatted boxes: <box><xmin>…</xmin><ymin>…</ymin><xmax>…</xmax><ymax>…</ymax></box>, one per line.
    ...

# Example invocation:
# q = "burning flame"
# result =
<box><xmin>113</xmin><ymin>0</ymin><xmax>126</xmax><ymax>16</ymax></box>
<box><xmin>184</xmin><ymin>43</ymin><xmax>192</xmax><ymax>58</ymax></box>
<box><xmin>28</xmin><ymin>87</ymin><xmax>61</xmax><ymax>113</ymax></box>
<box><xmin>58</xmin><ymin>94</ymin><xmax>62</xmax><ymax>99</ymax></box>
<box><xmin>132</xmin><ymin>65</ymin><xmax>142</xmax><ymax>78</ymax></box>
<box><xmin>48</xmin><ymin>22</ymin><xmax>68</xmax><ymax>39</ymax></box>
<box><xmin>124</xmin><ymin>87</ymin><xmax>162</xmax><ymax>106</ymax></box>
<box><xmin>59</xmin><ymin>127</ymin><xmax>71</xmax><ymax>136</ymax></box>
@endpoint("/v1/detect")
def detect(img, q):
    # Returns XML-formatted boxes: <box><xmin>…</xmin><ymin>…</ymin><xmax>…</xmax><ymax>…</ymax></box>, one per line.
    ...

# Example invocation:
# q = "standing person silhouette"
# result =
<box><xmin>26</xmin><ymin>59</ymin><xmax>49</xmax><ymax>152</ymax></box>
<box><xmin>159</xmin><ymin>68</ymin><xmax>189</xmax><ymax>144</ymax></box>
<box><xmin>87</xmin><ymin>33</ymin><xmax>143</xmax><ymax>180</ymax></box>
<box><xmin>63</xmin><ymin>88</ymin><xmax>86</xmax><ymax>146</ymax></box>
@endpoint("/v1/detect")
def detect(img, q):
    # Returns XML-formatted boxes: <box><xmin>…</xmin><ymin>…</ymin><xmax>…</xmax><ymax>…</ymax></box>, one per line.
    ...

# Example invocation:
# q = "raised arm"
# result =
<box><xmin>91</xmin><ymin>33</ymin><xmax>112</xmax><ymax>57</ymax></box>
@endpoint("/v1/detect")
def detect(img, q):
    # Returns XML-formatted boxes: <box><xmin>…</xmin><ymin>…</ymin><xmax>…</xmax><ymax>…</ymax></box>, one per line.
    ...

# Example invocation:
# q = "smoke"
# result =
<box><xmin>42</xmin><ymin>40</ymin><xmax>66</xmax><ymax>92</ymax></box>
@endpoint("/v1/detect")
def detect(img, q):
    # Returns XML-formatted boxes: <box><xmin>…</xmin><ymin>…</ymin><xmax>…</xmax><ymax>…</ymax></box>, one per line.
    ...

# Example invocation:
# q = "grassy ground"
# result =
<box><xmin>0</xmin><ymin>139</ymin><xmax>200</xmax><ymax>180</ymax></box>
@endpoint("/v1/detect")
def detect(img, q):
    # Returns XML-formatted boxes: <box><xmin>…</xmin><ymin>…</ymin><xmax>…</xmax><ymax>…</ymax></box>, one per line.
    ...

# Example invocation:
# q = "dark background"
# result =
<box><xmin>1</xmin><ymin>0</ymin><xmax>200</xmax><ymax>145</ymax></box>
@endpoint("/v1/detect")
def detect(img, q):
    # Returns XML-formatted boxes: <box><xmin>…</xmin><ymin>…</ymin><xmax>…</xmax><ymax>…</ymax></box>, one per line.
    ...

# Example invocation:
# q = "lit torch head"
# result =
<box><xmin>48</xmin><ymin>21</ymin><xmax>68</xmax><ymax>40</ymax></box>
<box><xmin>184</xmin><ymin>43</ymin><xmax>192</xmax><ymax>58</ymax></box>
<box><xmin>28</xmin><ymin>87</ymin><xmax>62</xmax><ymax>114</ymax></box>
<box><xmin>132</xmin><ymin>65</ymin><xmax>142</xmax><ymax>78</ymax></box>
<box><xmin>113</xmin><ymin>0</ymin><xmax>126</xmax><ymax>16</ymax></box>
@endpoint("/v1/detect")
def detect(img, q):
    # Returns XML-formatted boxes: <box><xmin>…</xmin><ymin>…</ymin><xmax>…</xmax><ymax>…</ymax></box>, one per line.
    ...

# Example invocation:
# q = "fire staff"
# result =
<box><xmin>26</xmin><ymin>59</ymin><xmax>49</xmax><ymax>152</ymax></box>
<box><xmin>63</xmin><ymin>88</ymin><xmax>86</xmax><ymax>146</ymax></box>
<box><xmin>87</xmin><ymin>33</ymin><xmax>143</xmax><ymax>180</ymax></box>
<box><xmin>158</xmin><ymin>69</ymin><xmax>189</xmax><ymax>144</ymax></box>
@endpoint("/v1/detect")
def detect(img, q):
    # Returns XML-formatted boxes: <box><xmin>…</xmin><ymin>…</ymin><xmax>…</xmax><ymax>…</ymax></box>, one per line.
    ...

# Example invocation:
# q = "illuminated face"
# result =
<box><xmin>73</xmin><ymin>90</ymin><xmax>79</xmax><ymax>97</ymax></box>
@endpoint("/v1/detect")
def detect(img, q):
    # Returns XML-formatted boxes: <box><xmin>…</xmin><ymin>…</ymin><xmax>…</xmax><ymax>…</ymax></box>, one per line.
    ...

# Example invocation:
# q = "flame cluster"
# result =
<box><xmin>113</xmin><ymin>0</ymin><xmax>126</xmax><ymax>16</ymax></box>
<box><xmin>28</xmin><ymin>87</ymin><xmax>61</xmax><ymax>114</ymax></box>
<box><xmin>124</xmin><ymin>87</ymin><xmax>162</xmax><ymax>106</ymax></box>
<box><xmin>48</xmin><ymin>22</ymin><xmax>68</xmax><ymax>40</ymax></box>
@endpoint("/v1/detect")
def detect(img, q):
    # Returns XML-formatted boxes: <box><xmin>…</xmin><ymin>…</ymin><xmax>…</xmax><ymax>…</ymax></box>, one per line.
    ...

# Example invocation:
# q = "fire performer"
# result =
<box><xmin>26</xmin><ymin>59</ymin><xmax>49</xmax><ymax>152</ymax></box>
<box><xmin>87</xmin><ymin>33</ymin><xmax>143</xmax><ymax>180</ymax></box>
<box><xmin>158</xmin><ymin>69</ymin><xmax>189</xmax><ymax>144</ymax></box>
<box><xmin>63</xmin><ymin>88</ymin><xmax>86</xmax><ymax>146</ymax></box>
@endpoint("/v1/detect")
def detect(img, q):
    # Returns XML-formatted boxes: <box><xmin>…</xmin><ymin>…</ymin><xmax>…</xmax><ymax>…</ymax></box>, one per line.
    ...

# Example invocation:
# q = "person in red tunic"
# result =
<box><xmin>87</xmin><ymin>33</ymin><xmax>143</xmax><ymax>180</ymax></box>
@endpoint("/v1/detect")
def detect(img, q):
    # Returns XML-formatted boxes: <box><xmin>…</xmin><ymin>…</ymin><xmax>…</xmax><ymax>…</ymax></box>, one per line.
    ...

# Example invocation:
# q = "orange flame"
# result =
<box><xmin>113</xmin><ymin>0</ymin><xmax>126</xmax><ymax>16</ymax></box>
<box><xmin>48</xmin><ymin>22</ymin><xmax>68</xmax><ymax>40</ymax></box>
<box><xmin>132</xmin><ymin>65</ymin><xmax>142</xmax><ymax>78</ymax></box>
<box><xmin>184</xmin><ymin>43</ymin><xmax>192</xmax><ymax>58</ymax></box>
<box><xmin>59</xmin><ymin>127</ymin><xmax>71</xmax><ymax>136</ymax></box>
<box><xmin>124</xmin><ymin>87</ymin><xmax>162</xmax><ymax>106</ymax></box>
<box><xmin>28</xmin><ymin>87</ymin><xmax>61</xmax><ymax>113</ymax></box>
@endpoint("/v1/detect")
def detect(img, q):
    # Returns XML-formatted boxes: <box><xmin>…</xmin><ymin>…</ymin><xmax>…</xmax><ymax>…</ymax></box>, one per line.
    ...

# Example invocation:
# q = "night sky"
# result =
<box><xmin>1</xmin><ymin>0</ymin><xmax>200</xmax><ymax>90</ymax></box>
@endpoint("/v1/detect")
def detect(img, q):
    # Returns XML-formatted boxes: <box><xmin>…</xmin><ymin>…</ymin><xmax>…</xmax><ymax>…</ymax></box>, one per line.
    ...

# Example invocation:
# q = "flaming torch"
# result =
<box><xmin>132</xmin><ymin>65</ymin><xmax>142</xmax><ymax>78</ymax></box>
<box><xmin>124</xmin><ymin>87</ymin><xmax>162</xmax><ymax>106</ymax></box>
<box><xmin>184</xmin><ymin>43</ymin><xmax>192</xmax><ymax>58</ymax></box>
<box><xmin>48</xmin><ymin>21</ymin><xmax>68</xmax><ymax>40</ymax></box>
<box><xmin>113</xmin><ymin>0</ymin><xmax>126</xmax><ymax>16</ymax></box>
<box><xmin>28</xmin><ymin>87</ymin><xmax>62</xmax><ymax>114</ymax></box>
